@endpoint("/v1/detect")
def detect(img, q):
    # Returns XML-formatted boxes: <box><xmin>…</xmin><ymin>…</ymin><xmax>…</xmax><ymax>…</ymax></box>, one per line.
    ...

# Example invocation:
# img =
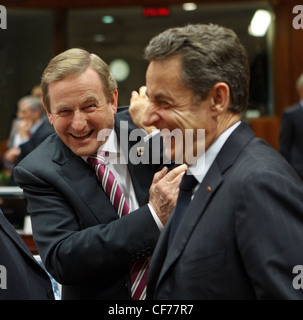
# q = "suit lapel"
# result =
<box><xmin>154</xmin><ymin>122</ymin><xmax>255</xmax><ymax>288</ymax></box>
<box><xmin>155</xmin><ymin>162</ymin><xmax>223</xmax><ymax>287</ymax></box>
<box><xmin>115</xmin><ymin>113</ymin><xmax>155</xmax><ymax>206</ymax></box>
<box><xmin>58</xmin><ymin>154</ymin><xmax>118</xmax><ymax>222</ymax></box>
<box><xmin>52</xmin><ymin>114</ymin><xmax>155</xmax><ymax>224</ymax></box>
<box><xmin>53</xmin><ymin>137</ymin><xmax>117</xmax><ymax>224</ymax></box>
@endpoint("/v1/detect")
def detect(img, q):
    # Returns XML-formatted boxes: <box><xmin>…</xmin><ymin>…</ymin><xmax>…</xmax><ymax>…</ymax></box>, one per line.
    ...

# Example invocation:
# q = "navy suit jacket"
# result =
<box><xmin>0</xmin><ymin>209</ymin><xmax>54</xmax><ymax>300</ymax></box>
<box><xmin>14</xmin><ymin>109</ymin><xmax>167</xmax><ymax>300</ymax></box>
<box><xmin>280</xmin><ymin>103</ymin><xmax>303</xmax><ymax>178</ymax></box>
<box><xmin>147</xmin><ymin>122</ymin><xmax>303</xmax><ymax>300</ymax></box>
<box><xmin>9</xmin><ymin>119</ymin><xmax>54</xmax><ymax>185</ymax></box>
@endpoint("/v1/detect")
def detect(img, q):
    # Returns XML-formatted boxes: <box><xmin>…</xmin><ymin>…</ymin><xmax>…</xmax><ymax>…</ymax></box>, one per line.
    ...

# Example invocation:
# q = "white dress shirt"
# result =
<box><xmin>13</xmin><ymin>119</ymin><xmax>43</xmax><ymax>147</ymax></box>
<box><xmin>83</xmin><ymin>122</ymin><xmax>241</xmax><ymax>232</ymax></box>
<box><xmin>83</xmin><ymin>129</ymin><xmax>163</xmax><ymax>230</ymax></box>
<box><xmin>189</xmin><ymin>121</ymin><xmax>241</xmax><ymax>194</ymax></box>
<box><xmin>147</xmin><ymin>121</ymin><xmax>241</xmax><ymax>228</ymax></box>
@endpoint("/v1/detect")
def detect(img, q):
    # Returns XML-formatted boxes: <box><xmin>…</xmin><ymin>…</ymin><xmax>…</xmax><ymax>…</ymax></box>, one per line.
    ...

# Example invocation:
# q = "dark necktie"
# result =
<box><xmin>87</xmin><ymin>152</ymin><xmax>149</xmax><ymax>300</ymax></box>
<box><xmin>168</xmin><ymin>173</ymin><xmax>198</xmax><ymax>248</ymax></box>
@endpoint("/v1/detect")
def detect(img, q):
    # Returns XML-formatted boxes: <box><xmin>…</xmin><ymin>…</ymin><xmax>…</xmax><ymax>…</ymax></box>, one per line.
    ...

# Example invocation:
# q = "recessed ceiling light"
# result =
<box><xmin>101</xmin><ymin>15</ymin><xmax>115</xmax><ymax>24</ymax></box>
<box><xmin>248</xmin><ymin>10</ymin><xmax>271</xmax><ymax>37</ymax></box>
<box><xmin>110</xmin><ymin>59</ymin><xmax>130</xmax><ymax>82</ymax></box>
<box><xmin>182</xmin><ymin>3</ymin><xmax>197</xmax><ymax>11</ymax></box>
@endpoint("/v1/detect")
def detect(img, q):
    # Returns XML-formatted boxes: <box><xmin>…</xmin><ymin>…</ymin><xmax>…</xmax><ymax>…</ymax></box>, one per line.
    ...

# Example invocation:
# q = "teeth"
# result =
<box><xmin>72</xmin><ymin>131</ymin><xmax>91</xmax><ymax>138</ymax></box>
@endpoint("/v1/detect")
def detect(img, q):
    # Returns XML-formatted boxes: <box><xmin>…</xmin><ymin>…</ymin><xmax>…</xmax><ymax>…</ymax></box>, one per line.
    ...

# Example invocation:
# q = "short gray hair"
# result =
<box><xmin>18</xmin><ymin>96</ymin><xmax>43</xmax><ymax>114</ymax></box>
<box><xmin>144</xmin><ymin>24</ymin><xmax>250</xmax><ymax>113</ymax></box>
<box><xmin>41</xmin><ymin>48</ymin><xmax>117</xmax><ymax>112</ymax></box>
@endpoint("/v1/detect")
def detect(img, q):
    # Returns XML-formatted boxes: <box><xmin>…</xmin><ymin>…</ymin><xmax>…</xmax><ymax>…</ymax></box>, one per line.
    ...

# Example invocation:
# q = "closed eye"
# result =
<box><xmin>58</xmin><ymin>109</ymin><xmax>73</xmax><ymax>117</ymax></box>
<box><xmin>83</xmin><ymin>104</ymin><xmax>97</xmax><ymax>112</ymax></box>
<box><xmin>155</xmin><ymin>100</ymin><xmax>170</xmax><ymax>108</ymax></box>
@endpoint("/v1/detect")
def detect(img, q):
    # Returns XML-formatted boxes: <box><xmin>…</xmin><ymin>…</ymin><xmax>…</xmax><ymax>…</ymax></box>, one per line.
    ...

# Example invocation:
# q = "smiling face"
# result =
<box><xmin>46</xmin><ymin>67</ymin><xmax>118</xmax><ymax>156</ymax></box>
<box><xmin>143</xmin><ymin>55</ymin><xmax>217</xmax><ymax>164</ymax></box>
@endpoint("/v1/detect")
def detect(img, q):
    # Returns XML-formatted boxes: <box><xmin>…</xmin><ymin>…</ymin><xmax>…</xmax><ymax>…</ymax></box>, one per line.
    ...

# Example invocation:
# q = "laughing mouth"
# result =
<box><xmin>70</xmin><ymin>130</ymin><xmax>94</xmax><ymax>139</ymax></box>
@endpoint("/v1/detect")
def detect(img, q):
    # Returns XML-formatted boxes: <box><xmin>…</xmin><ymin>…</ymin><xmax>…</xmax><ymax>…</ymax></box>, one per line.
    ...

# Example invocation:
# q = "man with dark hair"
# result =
<box><xmin>132</xmin><ymin>24</ymin><xmax>303</xmax><ymax>299</ymax></box>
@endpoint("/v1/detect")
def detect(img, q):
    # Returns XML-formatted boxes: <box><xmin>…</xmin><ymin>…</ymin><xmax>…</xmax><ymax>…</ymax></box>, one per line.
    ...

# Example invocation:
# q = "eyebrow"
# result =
<box><xmin>80</xmin><ymin>96</ymin><xmax>99</xmax><ymax>105</ymax></box>
<box><xmin>53</xmin><ymin>103</ymin><xmax>69</xmax><ymax>112</ymax></box>
<box><xmin>146</xmin><ymin>90</ymin><xmax>172</xmax><ymax>102</ymax></box>
<box><xmin>53</xmin><ymin>96</ymin><xmax>99</xmax><ymax>112</ymax></box>
<box><xmin>154</xmin><ymin>93</ymin><xmax>168</xmax><ymax>100</ymax></box>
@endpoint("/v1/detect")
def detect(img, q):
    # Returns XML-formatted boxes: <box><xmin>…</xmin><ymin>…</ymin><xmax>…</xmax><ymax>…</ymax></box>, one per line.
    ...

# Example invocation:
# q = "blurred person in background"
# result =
<box><xmin>4</xmin><ymin>95</ymin><xmax>53</xmax><ymax>185</ymax></box>
<box><xmin>280</xmin><ymin>72</ymin><xmax>303</xmax><ymax>179</ymax></box>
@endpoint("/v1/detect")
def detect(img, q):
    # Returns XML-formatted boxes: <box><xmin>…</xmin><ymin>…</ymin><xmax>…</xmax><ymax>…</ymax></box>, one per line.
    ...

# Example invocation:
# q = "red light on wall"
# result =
<box><xmin>143</xmin><ymin>7</ymin><xmax>170</xmax><ymax>17</ymax></box>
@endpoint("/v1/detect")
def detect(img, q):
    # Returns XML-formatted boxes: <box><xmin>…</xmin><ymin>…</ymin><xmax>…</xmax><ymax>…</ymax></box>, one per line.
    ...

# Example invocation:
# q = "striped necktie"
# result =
<box><xmin>87</xmin><ymin>152</ymin><xmax>149</xmax><ymax>300</ymax></box>
<box><xmin>87</xmin><ymin>153</ymin><xmax>129</xmax><ymax>217</ymax></box>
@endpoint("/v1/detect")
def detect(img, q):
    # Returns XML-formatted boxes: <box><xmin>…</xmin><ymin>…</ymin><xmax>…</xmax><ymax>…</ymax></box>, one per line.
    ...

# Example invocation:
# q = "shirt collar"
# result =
<box><xmin>188</xmin><ymin>121</ymin><xmax>241</xmax><ymax>183</ymax></box>
<box><xmin>82</xmin><ymin>128</ymin><xmax>119</xmax><ymax>163</ymax></box>
<box><xmin>98</xmin><ymin>128</ymin><xmax>119</xmax><ymax>155</ymax></box>
<box><xmin>30</xmin><ymin>118</ymin><xmax>43</xmax><ymax>135</ymax></box>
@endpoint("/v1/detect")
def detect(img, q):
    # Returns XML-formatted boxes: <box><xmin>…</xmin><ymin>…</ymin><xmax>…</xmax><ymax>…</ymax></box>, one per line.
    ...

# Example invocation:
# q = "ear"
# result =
<box><xmin>111</xmin><ymin>90</ymin><xmax>118</xmax><ymax>115</ymax></box>
<box><xmin>210</xmin><ymin>82</ymin><xmax>230</xmax><ymax>117</ymax></box>
<box><xmin>43</xmin><ymin>103</ymin><xmax>53</xmax><ymax>125</ymax></box>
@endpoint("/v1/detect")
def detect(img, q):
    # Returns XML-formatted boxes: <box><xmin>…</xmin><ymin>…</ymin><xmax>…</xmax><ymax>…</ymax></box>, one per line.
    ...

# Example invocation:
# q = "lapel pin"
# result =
<box><xmin>207</xmin><ymin>186</ymin><xmax>212</xmax><ymax>192</ymax></box>
<box><xmin>137</xmin><ymin>147</ymin><xmax>144</xmax><ymax>157</ymax></box>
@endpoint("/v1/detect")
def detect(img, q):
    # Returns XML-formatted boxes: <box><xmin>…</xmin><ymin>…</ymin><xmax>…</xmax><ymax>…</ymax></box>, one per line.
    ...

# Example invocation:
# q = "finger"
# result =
<box><xmin>131</xmin><ymin>91</ymin><xmax>138</xmax><ymax>99</ymax></box>
<box><xmin>171</xmin><ymin>170</ymin><xmax>185</xmax><ymax>187</ymax></box>
<box><xmin>164</xmin><ymin>164</ymin><xmax>188</xmax><ymax>182</ymax></box>
<box><xmin>139</xmin><ymin>86</ymin><xmax>147</xmax><ymax>96</ymax></box>
<box><xmin>152</xmin><ymin>166</ymin><xmax>168</xmax><ymax>183</ymax></box>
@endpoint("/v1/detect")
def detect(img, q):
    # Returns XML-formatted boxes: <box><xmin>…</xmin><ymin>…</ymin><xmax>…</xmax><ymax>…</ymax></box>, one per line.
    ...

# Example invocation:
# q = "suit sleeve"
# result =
<box><xmin>17</xmin><ymin>123</ymin><xmax>54</xmax><ymax>165</ymax></box>
<box><xmin>235</xmin><ymin>168</ymin><xmax>303</xmax><ymax>299</ymax></box>
<box><xmin>279</xmin><ymin>111</ymin><xmax>293</xmax><ymax>161</ymax></box>
<box><xmin>14</xmin><ymin>165</ymin><xmax>160</xmax><ymax>286</ymax></box>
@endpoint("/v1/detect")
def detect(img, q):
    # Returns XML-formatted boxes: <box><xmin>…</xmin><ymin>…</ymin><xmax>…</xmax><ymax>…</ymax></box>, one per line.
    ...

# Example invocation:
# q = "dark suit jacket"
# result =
<box><xmin>147</xmin><ymin>122</ymin><xmax>303</xmax><ymax>300</ymax></box>
<box><xmin>9</xmin><ymin>119</ymin><xmax>54</xmax><ymax>185</ymax></box>
<box><xmin>280</xmin><ymin>103</ymin><xmax>303</xmax><ymax>178</ymax></box>
<box><xmin>14</xmin><ymin>110</ymin><xmax>167</xmax><ymax>300</ymax></box>
<box><xmin>0</xmin><ymin>209</ymin><xmax>54</xmax><ymax>300</ymax></box>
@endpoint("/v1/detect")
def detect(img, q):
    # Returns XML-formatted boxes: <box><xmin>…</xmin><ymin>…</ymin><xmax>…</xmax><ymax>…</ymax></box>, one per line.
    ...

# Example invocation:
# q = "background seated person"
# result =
<box><xmin>4</xmin><ymin>95</ymin><xmax>53</xmax><ymax>185</ymax></box>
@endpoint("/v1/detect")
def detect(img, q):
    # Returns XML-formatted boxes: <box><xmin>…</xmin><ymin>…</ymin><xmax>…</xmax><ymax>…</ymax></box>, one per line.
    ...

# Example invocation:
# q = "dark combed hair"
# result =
<box><xmin>144</xmin><ymin>24</ymin><xmax>250</xmax><ymax>113</ymax></box>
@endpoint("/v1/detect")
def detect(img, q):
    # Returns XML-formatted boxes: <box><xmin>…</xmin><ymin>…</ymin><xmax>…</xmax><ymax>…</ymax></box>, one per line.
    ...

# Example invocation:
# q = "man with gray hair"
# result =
<box><xmin>13</xmin><ymin>48</ymin><xmax>186</xmax><ymax>300</ymax></box>
<box><xmin>130</xmin><ymin>23</ymin><xmax>303</xmax><ymax>299</ymax></box>
<box><xmin>4</xmin><ymin>95</ymin><xmax>54</xmax><ymax>185</ymax></box>
<box><xmin>280</xmin><ymin>72</ymin><xmax>303</xmax><ymax>179</ymax></box>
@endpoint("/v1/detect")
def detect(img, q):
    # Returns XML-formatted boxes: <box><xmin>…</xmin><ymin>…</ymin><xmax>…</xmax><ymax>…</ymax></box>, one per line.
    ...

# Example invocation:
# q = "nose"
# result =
<box><xmin>17</xmin><ymin>111</ymin><xmax>25</xmax><ymax>120</ymax></box>
<box><xmin>142</xmin><ymin>104</ymin><xmax>161</xmax><ymax>128</ymax></box>
<box><xmin>71</xmin><ymin>109</ymin><xmax>87</xmax><ymax>131</ymax></box>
